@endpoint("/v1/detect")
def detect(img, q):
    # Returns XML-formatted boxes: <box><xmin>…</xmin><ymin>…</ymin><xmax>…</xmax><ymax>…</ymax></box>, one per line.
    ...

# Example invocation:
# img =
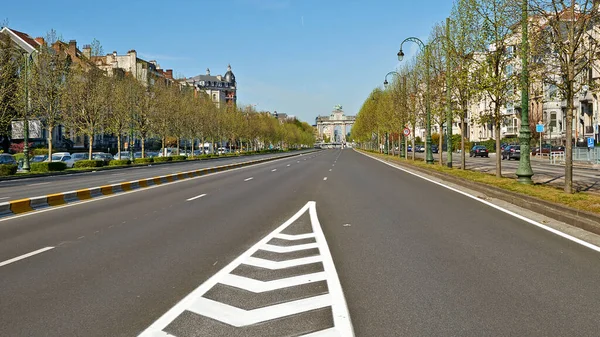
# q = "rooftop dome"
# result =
<box><xmin>224</xmin><ymin>64</ymin><xmax>235</xmax><ymax>84</ymax></box>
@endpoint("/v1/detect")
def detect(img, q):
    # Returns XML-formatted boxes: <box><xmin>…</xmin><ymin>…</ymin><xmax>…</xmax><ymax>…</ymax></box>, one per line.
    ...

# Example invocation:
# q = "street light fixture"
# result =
<box><xmin>397</xmin><ymin>17</ymin><xmax>453</xmax><ymax>166</ymax></box>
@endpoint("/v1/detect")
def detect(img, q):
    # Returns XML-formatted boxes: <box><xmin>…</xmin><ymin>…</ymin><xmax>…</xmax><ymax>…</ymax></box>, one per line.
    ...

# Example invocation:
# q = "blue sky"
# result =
<box><xmin>3</xmin><ymin>0</ymin><xmax>453</xmax><ymax>124</ymax></box>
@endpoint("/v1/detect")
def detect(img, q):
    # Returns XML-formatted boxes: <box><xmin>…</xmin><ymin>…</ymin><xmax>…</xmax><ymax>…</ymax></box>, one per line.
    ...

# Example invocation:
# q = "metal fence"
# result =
<box><xmin>549</xmin><ymin>148</ymin><xmax>600</xmax><ymax>165</ymax></box>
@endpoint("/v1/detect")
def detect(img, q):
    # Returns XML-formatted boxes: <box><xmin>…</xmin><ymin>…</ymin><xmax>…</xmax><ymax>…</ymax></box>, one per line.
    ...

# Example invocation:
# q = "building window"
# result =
<box><xmin>212</xmin><ymin>93</ymin><xmax>217</xmax><ymax>101</ymax></box>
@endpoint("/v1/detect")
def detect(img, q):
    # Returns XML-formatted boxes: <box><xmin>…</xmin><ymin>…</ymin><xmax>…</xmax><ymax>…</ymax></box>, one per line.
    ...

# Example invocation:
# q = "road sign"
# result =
<box><xmin>403</xmin><ymin>128</ymin><xmax>411</xmax><ymax>136</ymax></box>
<box><xmin>588</xmin><ymin>137</ymin><xmax>595</xmax><ymax>148</ymax></box>
<box><xmin>536</xmin><ymin>124</ymin><xmax>544</xmax><ymax>133</ymax></box>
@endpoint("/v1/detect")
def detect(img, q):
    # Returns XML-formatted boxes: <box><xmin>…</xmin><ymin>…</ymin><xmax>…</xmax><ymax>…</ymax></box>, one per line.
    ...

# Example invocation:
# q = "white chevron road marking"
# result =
<box><xmin>138</xmin><ymin>201</ymin><xmax>354</xmax><ymax>337</ymax></box>
<box><xmin>274</xmin><ymin>233</ymin><xmax>316</xmax><ymax>240</ymax></box>
<box><xmin>188</xmin><ymin>294</ymin><xmax>332</xmax><ymax>327</ymax></box>
<box><xmin>220</xmin><ymin>272</ymin><xmax>327</xmax><ymax>292</ymax></box>
<box><xmin>242</xmin><ymin>255</ymin><xmax>323</xmax><ymax>270</ymax></box>
<box><xmin>261</xmin><ymin>242</ymin><xmax>319</xmax><ymax>253</ymax></box>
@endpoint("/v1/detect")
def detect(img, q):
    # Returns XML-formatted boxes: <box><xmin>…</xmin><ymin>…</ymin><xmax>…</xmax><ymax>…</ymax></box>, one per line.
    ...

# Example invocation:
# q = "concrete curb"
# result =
<box><xmin>0</xmin><ymin>152</ymin><xmax>310</xmax><ymax>218</ymax></box>
<box><xmin>361</xmin><ymin>151</ymin><xmax>600</xmax><ymax>236</ymax></box>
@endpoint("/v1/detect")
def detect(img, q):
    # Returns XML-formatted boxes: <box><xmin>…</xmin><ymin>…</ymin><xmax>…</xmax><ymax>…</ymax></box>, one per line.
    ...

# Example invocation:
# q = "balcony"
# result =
<box><xmin>503</xmin><ymin>126</ymin><xmax>518</xmax><ymax>136</ymax></box>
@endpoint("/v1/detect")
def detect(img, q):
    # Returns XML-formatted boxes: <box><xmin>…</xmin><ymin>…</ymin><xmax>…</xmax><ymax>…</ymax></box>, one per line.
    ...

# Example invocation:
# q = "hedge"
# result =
<box><xmin>171</xmin><ymin>155</ymin><xmax>186</xmax><ymax>161</ymax></box>
<box><xmin>33</xmin><ymin>148</ymin><xmax>49</xmax><ymax>156</ymax></box>
<box><xmin>153</xmin><ymin>157</ymin><xmax>172</xmax><ymax>163</ymax></box>
<box><xmin>74</xmin><ymin>160</ymin><xmax>105</xmax><ymax>168</ymax></box>
<box><xmin>134</xmin><ymin>158</ymin><xmax>153</xmax><ymax>164</ymax></box>
<box><xmin>109</xmin><ymin>159</ymin><xmax>131</xmax><ymax>166</ymax></box>
<box><xmin>0</xmin><ymin>164</ymin><xmax>17</xmax><ymax>176</ymax></box>
<box><xmin>30</xmin><ymin>162</ymin><xmax>67</xmax><ymax>172</ymax></box>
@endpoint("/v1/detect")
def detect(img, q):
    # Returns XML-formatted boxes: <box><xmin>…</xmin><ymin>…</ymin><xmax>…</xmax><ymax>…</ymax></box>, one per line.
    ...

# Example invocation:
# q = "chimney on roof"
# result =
<box><xmin>165</xmin><ymin>69</ymin><xmax>173</xmax><ymax>79</ymax></box>
<box><xmin>206</xmin><ymin>68</ymin><xmax>210</xmax><ymax>76</ymax></box>
<box><xmin>35</xmin><ymin>37</ymin><xmax>45</xmax><ymax>46</ymax></box>
<box><xmin>82</xmin><ymin>45</ymin><xmax>91</xmax><ymax>58</ymax></box>
<box><xmin>68</xmin><ymin>40</ymin><xmax>77</xmax><ymax>55</ymax></box>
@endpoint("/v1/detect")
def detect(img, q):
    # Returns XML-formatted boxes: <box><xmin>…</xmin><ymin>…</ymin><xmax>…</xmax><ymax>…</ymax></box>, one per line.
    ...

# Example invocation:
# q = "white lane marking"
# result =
<box><xmin>300</xmin><ymin>328</ymin><xmax>341</xmax><ymax>337</ymax></box>
<box><xmin>329</xmin><ymin>169</ymin><xmax>332</xmax><ymax>172</ymax></box>
<box><xmin>243</xmin><ymin>256</ymin><xmax>323</xmax><ymax>270</ymax></box>
<box><xmin>188</xmin><ymin>294</ymin><xmax>331</xmax><ymax>327</ymax></box>
<box><xmin>244</xmin><ymin>177</ymin><xmax>254</xmax><ymax>181</ymax></box>
<box><xmin>0</xmin><ymin>154</ymin><xmax>305</xmax><ymax>223</ymax></box>
<box><xmin>26</xmin><ymin>182</ymin><xmax>50</xmax><ymax>187</ymax></box>
<box><xmin>220</xmin><ymin>272</ymin><xmax>327</xmax><ymax>292</ymax></box>
<box><xmin>0</xmin><ymin>247</ymin><xmax>55</xmax><ymax>268</ymax></box>
<box><xmin>108</xmin><ymin>179</ymin><xmax>125</xmax><ymax>183</ymax></box>
<box><xmin>358</xmin><ymin>150</ymin><xmax>600</xmax><ymax>254</ymax></box>
<box><xmin>323</xmin><ymin>177</ymin><xmax>328</xmax><ymax>181</ymax></box>
<box><xmin>287</xmin><ymin>164</ymin><xmax>291</xmax><ymax>167</ymax></box>
<box><xmin>332</xmin><ymin>164</ymin><xmax>335</xmax><ymax>166</ymax></box>
<box><xmin>274</xmin><ymin>233</ymin><xmax>316</xmax><ymax>240</ymax></box>
<box><xmin>0</xmin><ymin>197</ymin><xmax>8</xmax><ymax>200</ymax></box>
<box><xmin>271</xmin><ymin>169</ymin><xmax>277</xmax><ymax>172</ymax></box>
<box><xmin>260</xmin><ymin>242</ymin><xmax>319</xmax><ymax>253</ymax></box>
<box><xmin>111</xmin><ymin>173</ymin><xmax>125</xmax><ymax>176</ymax></box>
<box><xmin>138</xmin><ymin>201</ymin><xmax>353</xmax><ymax>336</ymax></box>
<box><xmin>186</xmin><ymin>193</ymin><xmax>207</xmax><ymax>201</ymax></box>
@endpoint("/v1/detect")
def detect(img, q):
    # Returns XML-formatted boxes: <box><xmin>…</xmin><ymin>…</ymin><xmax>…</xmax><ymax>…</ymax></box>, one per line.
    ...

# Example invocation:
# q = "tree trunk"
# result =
<box><xmin>565</xmin><ymin>94</ymin><xmax>574</xmax><ymax>193</ymax></box>
<box><xmin>117</xmin><ymin>134</ymin><xmax>122</xmax><ymax>160</ymax></box>
<box><xmin>162</xmin><ymin>136</ymin><xmax>166</xmax><ymax>156</ymax></box>
<box><xmin>461</xmin><ymin>107</ymin><xmax>466</xmax><ymax>170</ymax></box>
<box><xmin>412</xmin><ymin>125</ymin><xmax>416</xmax><ymax>160</ymax></box>
<box><xmin>88</xmin><ymin>133</ymin><xmax>94</xmax><ymax>160</ymax></box>
<box><xmin>191</xmin><ymin>139</ymin><xmax>195</xmax><ymax>159</ymax></box>
<box><xmin>47</xmin><ymin>125</ymin><xmax>54</xmax><ymax>160</ymax></box>
<box><xmin>439</xmin><ymin>126</ymin><xmax>443</xmax><ymax>166</ymax></box>
<box><xmin>141</xmin><ymin>136</ymin><xmax>145</xmax><ymax>158</ymax></box>
<box><xmin>495</xmin><ymin>122</ymin><xmax>501</xmax><ymax>178</ymax></box>
<box><xmin>176</xmin><ymin>137</ymin><xmax>180</xmax><ymax>155</ymax></box>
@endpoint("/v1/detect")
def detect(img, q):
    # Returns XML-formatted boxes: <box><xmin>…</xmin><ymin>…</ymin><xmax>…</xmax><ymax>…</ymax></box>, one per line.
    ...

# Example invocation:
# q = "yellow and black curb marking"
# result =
<box><xmin>0</xmin><ymin>154</ymin><xmax>306</xmax><ymax>218</ymax></box>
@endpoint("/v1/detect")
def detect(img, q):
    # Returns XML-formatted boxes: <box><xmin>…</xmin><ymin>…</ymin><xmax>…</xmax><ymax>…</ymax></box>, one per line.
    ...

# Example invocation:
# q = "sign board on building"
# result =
<box><xmin>11</xmin><ymin>120</ymin><xmax>43</xmax><ymax>140</ymax></box>
<box><xmin>588</xmin><ymin>137</ymin><xmax>595</xmax><ymax>148</ymax></box>
<box><xmin>535</xmin><ymin>124</ymin><xmax>544</xmax><ymax>133</ymax></box>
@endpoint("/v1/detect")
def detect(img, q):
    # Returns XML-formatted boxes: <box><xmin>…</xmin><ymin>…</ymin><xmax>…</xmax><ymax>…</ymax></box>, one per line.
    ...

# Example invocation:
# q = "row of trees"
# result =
<box><xmin>0</xmin><ymin>30</ymin><xmax>315</xmax><ymax>160</ymax></box>
<box><xmin>352</xmin><ymin>0</ymin><xmax>599</xmax><ymax>193</ymax></box>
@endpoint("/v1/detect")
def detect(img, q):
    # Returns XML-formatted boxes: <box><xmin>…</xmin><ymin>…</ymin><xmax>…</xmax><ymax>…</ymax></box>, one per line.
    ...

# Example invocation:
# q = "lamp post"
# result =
<box><xmin>384</xmin><ymin>71</ymin><xmax>405</xmax><ymax>158</ymax></box>
<box><xmin>515</xmin><ymin>0</ymin><xmax>534</xmax><ymax>184</ymax></box>
<box><xmin>21</xmin><ymin>52</ymin><xmax>32</xmax><ymax>172</ymax></box>
<box><xmin>397</xmin><ymin>18</ymin><xmax>453</xmax><ymax>166</ymax></box>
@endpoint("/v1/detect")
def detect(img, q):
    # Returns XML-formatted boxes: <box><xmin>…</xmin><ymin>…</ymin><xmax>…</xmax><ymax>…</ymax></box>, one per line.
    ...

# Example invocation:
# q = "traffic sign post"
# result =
<box><xmin>536</xmin><ymin>123</ymin><xmax>544</xmax><ymax>156</ymax></box>
<box><xmin>588</xmin><ymin>137</ymin><xmax>595</xmax><ymax>149</ymax></box>
<box><xmin>403</xmin><ymin>128</ymin><xmax>410</xmax><ymax>159</ymax></box>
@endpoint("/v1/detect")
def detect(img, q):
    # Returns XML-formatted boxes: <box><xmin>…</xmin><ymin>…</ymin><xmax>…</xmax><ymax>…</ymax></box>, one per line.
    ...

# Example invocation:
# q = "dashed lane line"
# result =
<box><xmin>244</xmin><ymin>177</ymin><xmax>254</xmax><ymax>182</ymax></box>
<box><xmin>323</xmin><ymin>177</ymin><xmax>328</xmax><ymax>181</ymax></box>
<box><xmin>186</xmin><ymin>193</ymin><xmax>207</xmax><ymax>202</ymax></box>
<box><xmin>0</xmin><ymin>247</ymin><xmax>55</xmax><ymax>268</ymax></box>
<box><xmin>271</xmin><ymin>169</ymin><xmax>277</xmax><ymax>172</ymax></box>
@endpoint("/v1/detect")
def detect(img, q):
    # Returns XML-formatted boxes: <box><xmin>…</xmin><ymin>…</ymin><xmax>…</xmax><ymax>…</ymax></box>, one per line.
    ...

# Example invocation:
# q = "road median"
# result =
<box><xmin>0</xmin><ymin>151</ymin><xmax>312</xmax><ymax>218</ymax></box>
<box><xmin>358</xmin><ymin>149</ymin><xmax>600</xmax><ymax>236</ymax></box>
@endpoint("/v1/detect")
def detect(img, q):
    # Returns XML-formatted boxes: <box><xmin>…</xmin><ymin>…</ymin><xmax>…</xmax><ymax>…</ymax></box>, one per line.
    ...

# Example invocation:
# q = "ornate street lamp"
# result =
<box><xmin>397</xmin><ymin>18</ymin><xmax>453</xmax><ymax>166</ymax></box>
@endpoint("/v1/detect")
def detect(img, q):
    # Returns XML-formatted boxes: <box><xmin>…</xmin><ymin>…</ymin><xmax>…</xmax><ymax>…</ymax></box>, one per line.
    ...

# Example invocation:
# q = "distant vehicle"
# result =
<box><xmin>470</xmin><ymin>145</ymin><xmax>489</xmax><ymax>158</ymax></box>
<box><xmin>431</xmin><ymin>145</ymin><xmax>439</xmax><ymax>154</ymax></box>
<box><xmin>501</xmin><ymin>145</ymin><xmax>520</xmax><ymax>160</ymax></box>
<box><xmin>532</xmin><ymin>144</ymin><xmax>552</xmax><ymax>156</ymax></box>
<box><xmin>48</xmin><ymin>153</ymin><xmax>75</xmax><ymax>167</ymax></box>
<box><xmin>31</xmin><ymin>155</ymin><xmax>47</xmax><ymax>162</ymax></box>
<box><xmin>71</xmin><ymin>153</ymin><xmax>89</xmax><ymax>162</ymax></box>
<box><xmin>92</xmin><ymin>152</ymin><xmax>113</xmax><ymax>164</ymax></box>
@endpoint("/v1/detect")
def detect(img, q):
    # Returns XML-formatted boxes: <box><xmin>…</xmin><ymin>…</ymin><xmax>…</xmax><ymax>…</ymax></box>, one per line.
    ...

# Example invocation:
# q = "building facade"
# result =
<box><xmin>186</xmin><ymin>65</ymin><xmax>237</xmax><ymax>108</ymax></box>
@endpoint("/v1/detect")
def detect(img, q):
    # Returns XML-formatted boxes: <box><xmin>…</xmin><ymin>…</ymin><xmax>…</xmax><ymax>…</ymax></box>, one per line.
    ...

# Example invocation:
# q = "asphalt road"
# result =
<box><xmin>2</xmin><ymin>149</ymin><xmax>600</xmax><ymax>336</ymax></box>
<box><xmin>409</xmin><ymin>151</ymin><xmax>600</xmax><ymax>192</ymax></box>
<box><xmin>0</xmin><ymin>151</ymin><xmax>313</xmax><ymax>201</ymax></box>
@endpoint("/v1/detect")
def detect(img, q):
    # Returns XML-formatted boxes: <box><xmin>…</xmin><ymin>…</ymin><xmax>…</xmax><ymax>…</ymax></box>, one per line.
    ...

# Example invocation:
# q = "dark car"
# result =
<box><xmin>470</xmin><ymin>145</ymin><xmax>489</xmax><ymax>158</ymax></box>
<box><xmin>501</xmin><ymin>145</ymin><xmax>520</xmax><ymax>160</ymax></box>
<box><xmin>0</xmin><ymin>154</ymin><xmax>17</xmax><ymax>165</ymax></box>
<box><xmin>532</xmin><ymin>144</ymin><xmax>552</xmax><ymax>156</ymax></box>
<box><xmin>431</xmin><ymin>145</ymin><xmax>439</xmax><ymax>154</ymax></box>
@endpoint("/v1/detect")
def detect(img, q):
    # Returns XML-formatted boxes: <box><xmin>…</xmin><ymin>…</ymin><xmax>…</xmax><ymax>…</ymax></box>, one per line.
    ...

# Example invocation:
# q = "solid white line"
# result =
<box><xmin>27</xmin><ymin>182</ymin><xmax>50</xmax><ymax>187</ymax></box>
<box><xmin>0</xmin><ymin>247</ymin><xmax>55</xmax><ymax>267</ymax></box>
<box><xmin>0</xmin><ymin>197</ymin><xmax>8</xmax><ymax>200</ymax></box>
<box><xmin>187</xmin><ymin>294</ymin><xmax>331</xmax><ymax>327</ymax></box>
<box><xmin>299</xmin><ymin>328</ymin><xmax>342</xmax><ymax>337</ymax></box>
<box><xmin>261</xmin><ymin>242</ymin><xmax>319</xmax><ymax>253</ymax></box>
<box><xmin>243</xmin><ymin>255</ymin><xmax>323</xmax><ymax>270</ymax></box>
<box><xmin>309</xmin><ymin>202</ymin><xmax>355</xmax><ymax>336</ymax></box>
<box><xmin>271</xmin><ymin>169</ymin><xmax>277</xmax><ymax>172</ymax></box>
<box><xmin>323</xmin><ymin>177</ymin><xmax>328</xmax><ymax>181</ymax></box>
<box><xmin>220</xmin><ymin>272</ymin><xmax>327</xmax><ymax>292</ymax></box>
<box><xmin>244</xmin><ymin>177</ymin><xmax>254</xmax><ymax>181</ymax></box>
<box><xmin>186</xmin><ymin>193</ymin><xmax>207</xmax><ymax>201</ymax></box>
<box><xmin>358</xmin><ymin>150</ymin><xmax>600</xmax><ymax>254</ymax></box>
<box><xmin>274</xmin><ymin>233</ymin><xmax>316</xmax><ymax>240</ymax></box>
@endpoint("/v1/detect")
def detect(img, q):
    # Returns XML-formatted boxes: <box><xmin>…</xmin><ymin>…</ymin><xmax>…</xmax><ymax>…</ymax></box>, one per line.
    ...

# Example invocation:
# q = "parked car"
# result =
<box><xmin>31</xmin><ymin>155</ymin><xmax>48</xmax><ymax>163</ymax></box>
<box><xmin>470</xmin><ymin>145</ymin><xmax>489</xmax><ymax>158</ymax></box>
<box><xmin>0</xmin><ymin>153</ymin><xmax>17</xmax><ymax>165</ymax></box>
<box><xmin>92</xmin><ymin>152</ymin><xmax>113</xmax><ymax>164</ymax></box>
<box><xmin>552</xmin><ymin>145</ymin><xmax>565</xmax><ymax>152</ymax></box>
<box><xmin>47</xmin><ymin>153</ymin><xmax>75</xmax><ymax>168</ymax></box>
<box><xmin>71</xmin><ymin>153</ymin><xmax>89</xmax><ymax>162</ymax></box>
<box><xmin>431</xmin><ymin>145</ymin><xmax>439</xmax><ymax>154</ymax></box>
<box><xmin>532</xmin><ymin>144</ymin><xmax>552</xmax><ymax>156</ymax></box>
<box><xmin>407</xmin><ymin>145</ymin><xmax>412</xmax><ymax>152</ymax></box>
<box><xmin>113</xmin><ymin>152</ymin><xmax>131</xmax><ymax>160</ymax></box>
<box><xmin>501</xmin><ymin>145</ymin><xmax>520</xmax><ymax>160</ymax></box>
